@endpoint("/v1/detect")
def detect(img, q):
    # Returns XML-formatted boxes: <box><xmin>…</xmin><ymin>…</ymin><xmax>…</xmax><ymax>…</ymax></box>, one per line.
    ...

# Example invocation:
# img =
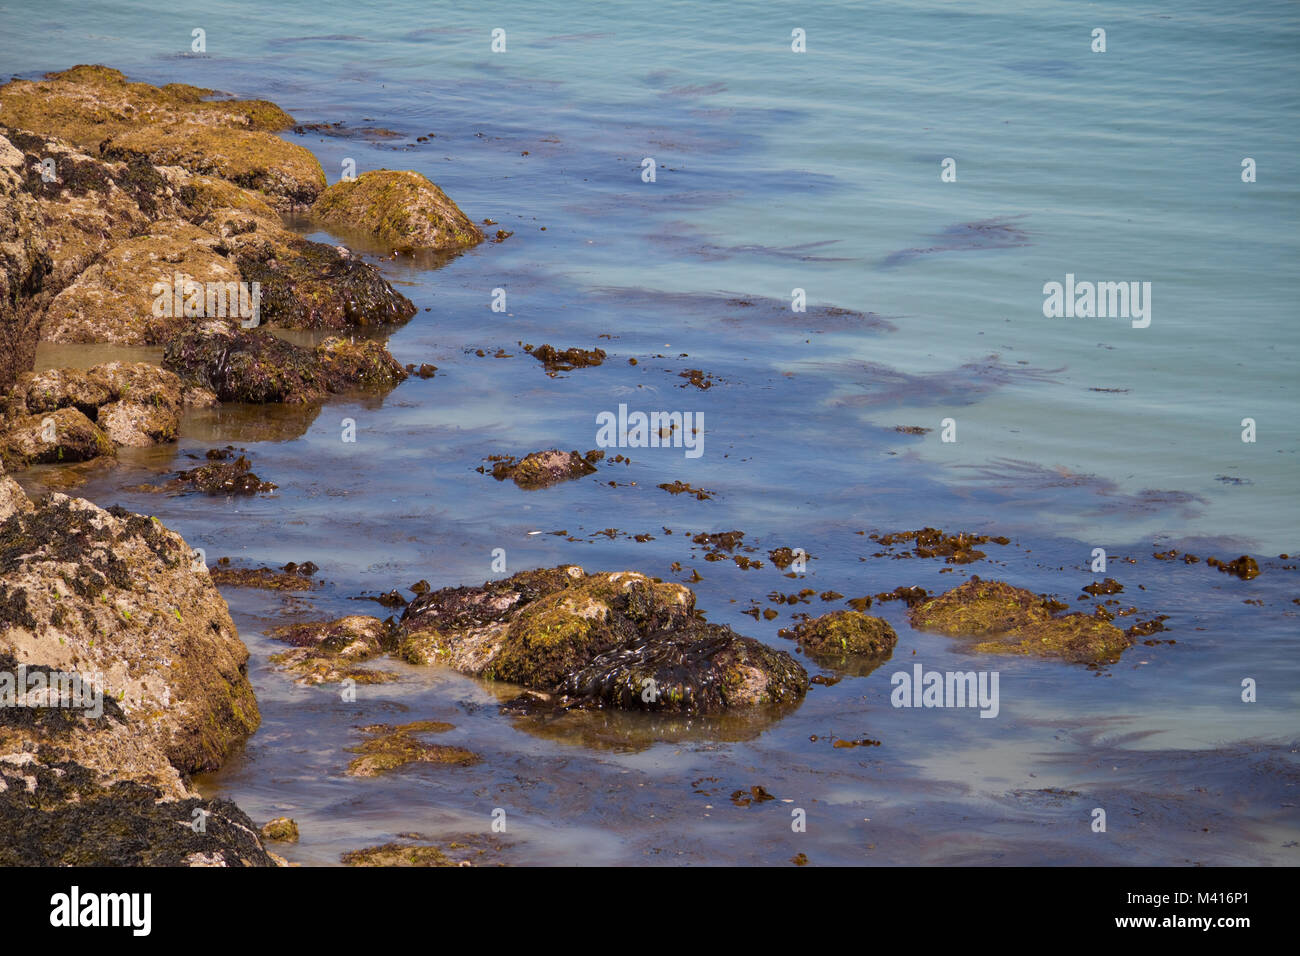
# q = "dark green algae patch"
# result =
<box><xmin>0</xmin><ymin>758</ymin><xmax>278</xmax><ymax>866</ymax></box>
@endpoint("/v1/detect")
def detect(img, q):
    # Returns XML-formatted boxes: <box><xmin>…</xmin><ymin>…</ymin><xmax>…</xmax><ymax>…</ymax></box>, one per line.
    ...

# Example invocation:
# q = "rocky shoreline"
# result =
<box><xmin>0</xmin><ymin>65</ymin><xmax>1266</xmax><ymax>866</ymax></box>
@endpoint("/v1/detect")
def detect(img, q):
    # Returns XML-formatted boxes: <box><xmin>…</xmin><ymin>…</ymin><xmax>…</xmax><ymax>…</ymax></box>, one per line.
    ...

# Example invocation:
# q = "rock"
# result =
<box><xmin>169</xmin><ymin>455</ymin><xmax>276</xmax><ymax>495</ymax></box>
<box><xmin>345</xmin><ymin>720</ymin><xmax>479</xmax><ymax>777</ymax></box>
<box><xmin>784</xmin><ymin>610</ymin><xmax>897</xmax><ymax>675</ymax></box>
<box><xmin>0</xmin><ymin>135</ymin><xmax>54</xmax><ymax>391</ymax></box>
<box><xmin>525</xmin><ymin>344</ymin><xmax>607</xmax><ymax>372</ymax></box>
<box><xmin>0</xmin><ymin>406</ymin><xmax>114</xmax><ymax>468</ymax></box>
<box><xmin>0</xmin><ymin>66</ymin><xmax>294</xmax><ymax>153</ymax></box>
<box><xmin>0</xmin><ymin>757</ymin><xmax>278</xmax><ymax>866</ymax></box>
<box><xmin>312</xmin><ymin>169</ymin><xmax>482</xmax><ymax>252</ymax></box>
<box><xmin>163</xmin><ymin>321</ymin><xmax>329</xmax><ymax>403</ymax></box>
<box><xmin>316</xmin><ymin>336</ymin><xmax>408</xmax><ymax>389</ymax></box>
<box><xmin>226</xmin><ymin>226</ymin><xmax>417</xmax><ymax>331</ymax></box>
<box><xmin>102</xmin><ymin>123</ymin><xmax>326</xmax><ymax>210</ymax></box>
<box><xmin>267</xmin><ymin>615</ymin><xmax>398</xmax><ymax>685</ymax></box>
<box><xmin>41</xmin><ymin>219</ymin><xmax>237</xmax><ymax>344</ymax></box>
<box><xmin>260</xmin><ymin>817</ymin><xmax>299</xmax><ymax>843</ymax></box>
<box><xmin>18</xmin><ymin>366</ymin><xmax>111</xmax><ymax>416</ymax></box>
<box><xmin>0</xmin><ymin>129</ymin><xmax>178</xmax><ymax>291</ymax></box>
<box><xmin>162</xmin><ymin>321</ymin><xmax>407</xmax><ymax>404</ymax></box>
<box><xmin>908</xmin><ymin>577</ymin><xmax>1134</xmax><ymax>664</ymax></box>
<box><xmin>4</xmin><ymin>361</ymin><xmax>183</xmax><ymax>453</ymax></box>
<box><xmin>342</xmin><ymin>843</ymin><xmax>463</xmax><ymax>867</ymax></box>
<box><xmin>488</xmin><ymin>449</ymin><xmax>602</xmax><ymax>489</ymax></box>
<box><xmin>559</xmin><ymin>625</ymin><xmax>810</xmax><ymax>712</ymax></box>
<box><xmin>96</xmin><ymin>399</ymin><xmax>179</xmax><ymax>446</ymax></box>
<box><xmin>0</xmin><ymin>492</ymin><xmax>261</xmax><ymax>772</ymax></box>
<box><xmin>398</xmin><ymin>566</ymin><xmax>809</xmax><ymax>714</ymax></box>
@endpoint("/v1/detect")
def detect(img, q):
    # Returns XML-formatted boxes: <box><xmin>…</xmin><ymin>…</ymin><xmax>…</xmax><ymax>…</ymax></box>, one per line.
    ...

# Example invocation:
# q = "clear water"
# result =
<box><xmin>3</xmin><ymin>0</ymin><xmax>1297</xmax><ymax>865</ymax></box>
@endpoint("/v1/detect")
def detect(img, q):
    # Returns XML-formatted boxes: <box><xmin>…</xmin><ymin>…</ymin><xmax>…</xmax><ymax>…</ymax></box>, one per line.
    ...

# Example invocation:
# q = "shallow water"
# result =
<box><xmin>3</xmin><ymin>0</ymin><xmax>1297</xmax><ymax>864</ymax></box>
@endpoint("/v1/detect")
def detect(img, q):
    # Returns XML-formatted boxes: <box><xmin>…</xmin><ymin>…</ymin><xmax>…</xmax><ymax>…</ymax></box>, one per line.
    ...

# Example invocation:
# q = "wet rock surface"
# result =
<box><xmin>0</xmin><ymin>471</ymin><xmax>272</xmax><ymax>865</ymax></box>
<box><xmin>162</xmin><ymin>321</ymin><xmax>407</xmax><ymax>404</ymax></box>
<box><xmin>485</xmin><ymin>449</ymin><xmax>602</xmax><ymax>489</ymax></box>
<box><xmin>782</xmin><ymin>610</ymin><xmax>897</xmax><ymax>675</ymax></box>
<box><xmin>312</xmin><ymin>169</ymin><xmax>482</xmax><ymax>252</ymax></box>
<box><xmin>397</xmin><ymin>566</ymin><xmax>808</xmax><ymax>714</ymax></box>
<box><xmin>909</xmin><ymin>576</ymin><xmax>1133</xmax><ymax>664</ymax></box>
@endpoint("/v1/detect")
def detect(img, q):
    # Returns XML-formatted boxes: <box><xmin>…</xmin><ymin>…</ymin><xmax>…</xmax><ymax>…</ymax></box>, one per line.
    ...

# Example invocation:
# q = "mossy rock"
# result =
<box><xmin>313</xmin><ymin>169</ymin><xmax>482</xmax><ymax>252</ymax></box>
<box><xmin>345</xmin><ymin>720</ymin><xmax>478</xmax><ymax>777</ymax></box>
<box><xmin>909</xmin><ymin>577</ymin><xmax>1133</xmax><ymax>665</ymax></box>
<box><xmin>490</xmin><ymin>449</ymin><xmax>601</xmax><ymax>489</ymax></box>
<box><xmin>41</xmin><ymin>219</ymin><xmax>237</xmax><ymax>344</ymax></box>
<box><xmin>103</xmin><ymin>122</ymin><xmax>325</xmax><ymax>209</ymax></box>
<box><xmin>0</xmin><ymin>65</ymin><xmax>295</xmax><ymax>153</ymax></box>
<box><xmin>786</xmin><ymin>610</ymin><xmax>897</xmax><ymax>676</ymax></box>
<box><xmin>260</xmin><ymin>817</ymin><xmax>299</xmax><ymax>843</ymax></box>
<box><xmin>559</xmin><ymin>624</ymin><xmax>809</xmax><ymax>713</ymax></box>
<box><xmin>267</xmin><ymin>615</ymin><xmax>399</xmax><ymax>685</ymax></box>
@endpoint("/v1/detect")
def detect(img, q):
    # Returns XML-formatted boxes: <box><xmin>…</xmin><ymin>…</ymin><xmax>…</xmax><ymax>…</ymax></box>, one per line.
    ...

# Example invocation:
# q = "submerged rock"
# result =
<box><xmin>313</xmin><ymin>169</ymin><xmax>482</xmax><ymax>252</ymax></box>
<box><xmin>398</xmin><ymin>566</ymin><xmax>808</xmax><ymax>714</ymax></box>
<box><xmin>268</xmin><ymin>615</ymin><xmax>398</xmax><ymax>685</ymax></box>
<box><xmin>345</xmin><ymin>720</ymin><xmax>479</xmax><ymax>777</ymax></box>
<box><xmin>170</xmin><ymin>455</ymin><xmax>276</xmax><ymax>495</ymax></box>
<box><xmin>909</xmin><ymin>577</ymin><xmax>1133</xmax><ymax>664</ymax></box>
<box><xmin>525</xmin><ymin>343</ymin><xmax>607</xmax><ymax>373</ymax></box>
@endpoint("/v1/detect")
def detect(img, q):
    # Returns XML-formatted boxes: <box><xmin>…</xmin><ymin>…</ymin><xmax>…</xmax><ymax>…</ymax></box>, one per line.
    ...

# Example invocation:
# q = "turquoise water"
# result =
<box><xmin>3</xmin><ymin>0</ymin><xmax>1297</xmax><ymax>865</ymax></box>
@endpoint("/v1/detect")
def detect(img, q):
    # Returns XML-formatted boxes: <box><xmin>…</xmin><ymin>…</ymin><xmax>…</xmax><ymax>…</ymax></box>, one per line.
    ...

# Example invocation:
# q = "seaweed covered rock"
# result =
<box><xmin>163</xmin><ymin>321</ymin><xmax>407</xmax><ymax>403</ymax></box>
<box><xmin>102</xmin><ymin>122</ymin><xmax>324</xmax><ymax>210</ymax></box>
<box><xmin>345</xmin><ymin>720</ymin><xmax>479</xmax><ymax>777</ymax></box>
<box><xmin>0</xmin><ymin>65</ymin><xmax>294</xmax><ymax>151</ymax></box>
<box><xmin>268</xmin><ymin>615</ymin><xmax>399</xmax><ymax>685</ymax></box>
<box><xmin>559</xmin><ymin>625</ymin><xmax>809</xmax><ymax>712</ymax></box>
<box><xmin>488</xmin><ymin>449</ymin><xmax>602</xmax><ymax>489</ymax></box>
<box><xmin>784</xmin><ymin>610</ymin><xmax>897</xmax><ymax>675</ymax></box>
<box><xmin>398</xmin><ymin>566</ymin><xmax>808</xmax><ymax>714</ymax></box>
<box><xmin>227</xmin><ymin>226</ymin><xmax>417</xmax><ymax>330</ymax></box>
<box><xmin>0</xmin><ymin>757</ymin><xmax>278</xmax><ymax>867</ymax></box>
<box><xmin>313</xmin><ymin>169</ymin><xmax>482</xmax><ymax>253</ymax></box>
<box><xmin>0</xmin><ymin>488</ymin><xmax>261</xmax><ymax>772</ymax></box>
<box><xmin>909</xmin><ymin>577</ymin><xmax>1133</xmax><ymax>664</ymax></box>
<box><xmin>316</xmin><ymin>335</ymin><xmax>408</xmax><ymax>389</ymax></box>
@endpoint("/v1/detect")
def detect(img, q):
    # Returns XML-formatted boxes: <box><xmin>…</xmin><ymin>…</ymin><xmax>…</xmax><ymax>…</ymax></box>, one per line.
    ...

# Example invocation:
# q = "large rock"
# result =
<box><xmin>0</xmin><ymin>135</ymin><xmax>54</xmax><ymax>392</ymax></box>
<box><xmin>0</xmin><ymin>489</ymin><xmax>261</xmax><ymax>770</ymax></box>
<box><xmin>163</xmin><ymin>321</ymin><xmax>406</xmax><ymax>403</ymax></box>
<box><xmin>398</xmin><ymin>566</ymin><xmax>809</xmax><ymax>714</ymax></box>
<box><xmin>0</xmin><ymin>476</ymin><xmax>272</xmax><ymax>865</ymax></box>
<box><xmin>2</xmin><ymin>361</ymin><xmax>184</xmax><ymax>462</ymax></box>
<box><xmin>909</xmin><ymin>577</ymin><xmax>1133</xmax><ymax>664</ymax></box>
<box><xmin>313</xmin><ymin>169</ymin><xmax>482</xmax><ymax>253</ymax></box>
<box><xmin>41</xmin><ymin>219</ymin><xmax>236</xmax><ymax>344</ymax></box>
<box><xmin>103</xmin><ymin>122</ymin><xmax>325</xmax><ymax>210</ymax></box>
<box><xmin>0</xmin><ymin>65</ymin><xmax>294</xmax><ymax>150</ymax></box>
